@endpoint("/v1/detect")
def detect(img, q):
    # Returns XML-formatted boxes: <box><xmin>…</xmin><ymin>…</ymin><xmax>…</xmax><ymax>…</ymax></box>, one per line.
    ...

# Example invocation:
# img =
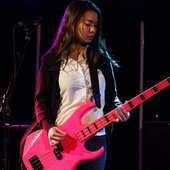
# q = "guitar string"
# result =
<box><xmin>76</xmin><ymin>79</ymin><xmax>170</xmax><ymax>141</ymax></box>
<box><xmin>75</xmin><ymin>110</ymin><xmax>118</xmax><ymax>141</ymax></box>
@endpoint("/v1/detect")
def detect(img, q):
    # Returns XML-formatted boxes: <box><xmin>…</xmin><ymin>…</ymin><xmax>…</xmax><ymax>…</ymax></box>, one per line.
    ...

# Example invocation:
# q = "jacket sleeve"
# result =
<box><xmin>102</xmin><ymin>59</ymin><xmax>122</xmax><ymax>113</ymax></box>
<box><xmin>110</xmin><ymin>63</ymin><xmax>122</xmax><ymax>107</ymax></box>
<box><xmin>102</xmin><ymin>60</ymin><xmax>123</xmax><ymax>139</ymax></box>
<box><xmin>34</xmin><ymin>57</ymin><xmax>54</xmax><ymax>130</ymax></box>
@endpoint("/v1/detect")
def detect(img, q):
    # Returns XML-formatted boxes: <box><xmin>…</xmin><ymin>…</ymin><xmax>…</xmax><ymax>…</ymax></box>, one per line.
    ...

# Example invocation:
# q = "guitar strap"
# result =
<box><xmin>86</xmin><ymin>46</ymin><xmax>101</xmax><ymax>108</ymax></box>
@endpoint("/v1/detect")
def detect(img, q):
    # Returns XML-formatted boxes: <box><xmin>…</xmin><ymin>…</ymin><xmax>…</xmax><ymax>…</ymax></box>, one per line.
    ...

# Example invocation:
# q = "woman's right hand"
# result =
<box><xmin>48</xmin><ymin>126</ymin><xmax>67</xmax><ymax>146</ymax></box>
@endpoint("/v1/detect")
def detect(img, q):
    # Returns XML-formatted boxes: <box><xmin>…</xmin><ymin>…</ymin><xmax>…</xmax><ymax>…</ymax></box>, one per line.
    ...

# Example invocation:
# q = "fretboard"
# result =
<box><xmin>75</xmin><ymin>76</ymin><xmax>170</xmax><ymax>142</ymax></box>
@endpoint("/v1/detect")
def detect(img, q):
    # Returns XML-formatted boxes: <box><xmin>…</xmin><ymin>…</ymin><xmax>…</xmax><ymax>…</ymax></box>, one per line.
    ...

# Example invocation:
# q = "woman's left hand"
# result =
<box><xmin>115</xmin><ymin>105</ymin><xmax>130</xmax><ymax>123</ymax></box>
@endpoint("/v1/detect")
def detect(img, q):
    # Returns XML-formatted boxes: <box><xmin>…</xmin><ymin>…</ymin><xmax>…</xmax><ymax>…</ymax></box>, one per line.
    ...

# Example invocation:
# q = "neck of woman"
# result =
<box><xmin>70</xmin><ymin>44</ymin><xmax>86</xmax><ymax>61</ymax></box>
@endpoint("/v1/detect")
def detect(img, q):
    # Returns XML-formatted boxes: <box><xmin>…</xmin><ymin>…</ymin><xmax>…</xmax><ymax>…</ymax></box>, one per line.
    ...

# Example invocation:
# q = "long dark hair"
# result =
<box><xmin>45</xmin><ymin>0</ymin><xmax>118</xmax><ymax>67</ymax></box>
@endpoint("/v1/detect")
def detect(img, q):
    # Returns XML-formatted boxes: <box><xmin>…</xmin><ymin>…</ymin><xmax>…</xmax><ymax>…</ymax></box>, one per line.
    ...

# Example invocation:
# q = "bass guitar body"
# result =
<box><xmin>22</xmin><ymin>102</ymin><xmax>104</xmax><ymax>170</ymax></box>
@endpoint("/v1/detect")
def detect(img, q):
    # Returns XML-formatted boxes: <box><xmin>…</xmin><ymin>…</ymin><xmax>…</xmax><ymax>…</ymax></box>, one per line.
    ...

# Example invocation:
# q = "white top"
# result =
<box><xmin>55</xmin><ymin>49</ymin><xmax>106</xmax><ymax>136</ymax></box>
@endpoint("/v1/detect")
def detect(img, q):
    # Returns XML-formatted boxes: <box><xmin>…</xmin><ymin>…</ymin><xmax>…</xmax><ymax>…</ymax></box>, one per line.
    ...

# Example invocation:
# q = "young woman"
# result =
<box><xmin>35</xmin><ymin>0</ymin><xmax>130</xmax><ymax>169</ymax></box>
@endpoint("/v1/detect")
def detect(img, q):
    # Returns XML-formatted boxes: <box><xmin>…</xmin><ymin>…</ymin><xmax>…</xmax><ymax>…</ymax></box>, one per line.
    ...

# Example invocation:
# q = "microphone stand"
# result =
<box><xmin>0</xmin><ymin>26</ymin><xmax>32</xmax><ymax>170</ymax></box>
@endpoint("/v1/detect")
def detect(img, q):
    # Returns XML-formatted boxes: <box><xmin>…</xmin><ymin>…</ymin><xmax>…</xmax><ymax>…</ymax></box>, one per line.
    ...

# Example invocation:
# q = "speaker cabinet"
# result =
<box><xmin>144</xmin><ymin>121</ymin><xmax>170</xmax><ymax>170</ymax></box>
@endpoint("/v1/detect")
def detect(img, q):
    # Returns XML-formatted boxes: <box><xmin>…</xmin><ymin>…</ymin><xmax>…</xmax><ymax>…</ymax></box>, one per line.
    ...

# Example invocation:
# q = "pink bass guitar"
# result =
<box><xmin>22</xmin><ymin>77</ymin><xmax>169</xmax><ymax>170</ymax></box>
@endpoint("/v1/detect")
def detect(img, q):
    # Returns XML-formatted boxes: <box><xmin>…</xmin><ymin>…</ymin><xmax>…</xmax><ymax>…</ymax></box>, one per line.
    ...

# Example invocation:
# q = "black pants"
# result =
<box><xmin>76</xmin><ymin>135</ymin><xmax>107</xmax><ymax>170</ymax></box>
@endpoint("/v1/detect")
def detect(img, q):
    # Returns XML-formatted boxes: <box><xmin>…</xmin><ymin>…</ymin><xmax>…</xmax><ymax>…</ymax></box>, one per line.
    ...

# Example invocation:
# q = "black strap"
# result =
<box><xmin>87</xmin><ymin>46</ymin><xmax>101</xmax><ymax>108</ymax></box>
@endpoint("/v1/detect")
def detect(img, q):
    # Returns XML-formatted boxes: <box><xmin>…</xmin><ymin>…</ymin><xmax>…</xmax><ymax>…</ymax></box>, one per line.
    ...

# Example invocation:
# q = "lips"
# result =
<box><xmin>87</xmin><ymin>36</ymin><xmax>94</xmax><ymax>40</ymax></box>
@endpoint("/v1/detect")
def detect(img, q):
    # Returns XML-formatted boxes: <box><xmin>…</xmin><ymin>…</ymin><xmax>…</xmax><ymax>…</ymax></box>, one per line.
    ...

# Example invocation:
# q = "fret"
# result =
<box><xmin>139</xmin><ymin>94</ymin><xmax>145</xmax><ymax>101</ymax></box>
<box><xmin>93</xmin><ymin>122</ymin><xmax>98</xmax><ymax>130</ymax></box>
<box><xmin>81</xmin><ymin>130</ymin><xmax>86</xmax><ymax>138</ymax></box>
<box><xmin>152</xmin><ymin>86</ymin><xmax>159</xmax><ymax>93</ymax></box>
<box><xmin>127</xmin><ymin>101</ymin><xmax>134</xmax><ymax>108</ymax></box>
<box><xmin>104</xmin><ymin>115</ymin><xmax>110</xmax><ymax>123</ymax></box>
<box><xmin>87</xmin><ymin>127</ymin><xmax>92</xmax><ymax>133</ymax></box>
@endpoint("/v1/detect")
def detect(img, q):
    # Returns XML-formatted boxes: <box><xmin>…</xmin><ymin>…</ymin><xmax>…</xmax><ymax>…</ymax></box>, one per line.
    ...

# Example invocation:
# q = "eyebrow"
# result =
<box><xmin>85</xmin><ymin>19</ymin><xmax>98</xmax><ymax>24</ymax></box>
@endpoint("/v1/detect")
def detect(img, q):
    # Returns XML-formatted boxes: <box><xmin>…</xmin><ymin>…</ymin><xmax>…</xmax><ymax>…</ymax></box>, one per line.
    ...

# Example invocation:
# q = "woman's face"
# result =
<box><xmin>76</xmin><ymin>10</ymin><xmax>98</xmax><ymax>44</ymax></box>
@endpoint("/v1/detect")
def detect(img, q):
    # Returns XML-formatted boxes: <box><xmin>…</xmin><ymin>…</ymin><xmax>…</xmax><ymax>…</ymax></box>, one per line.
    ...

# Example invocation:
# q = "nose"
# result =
<box><xmin>89</xmin><ymin>25</ymin><xmax>96</xmax><ymax>33</ymax></box>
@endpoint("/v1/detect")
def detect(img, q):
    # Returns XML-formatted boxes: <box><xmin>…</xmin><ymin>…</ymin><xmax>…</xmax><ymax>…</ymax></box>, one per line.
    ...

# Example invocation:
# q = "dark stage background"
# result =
<box><xmin>0</xmin><ymin>0</ymin><xmax>170</xmax><ymax>170</ymax></box>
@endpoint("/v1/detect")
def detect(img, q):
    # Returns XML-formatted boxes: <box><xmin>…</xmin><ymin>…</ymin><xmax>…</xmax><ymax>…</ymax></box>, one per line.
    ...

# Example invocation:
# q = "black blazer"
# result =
<box><xmin>34</xmin><ymin>52</ymin><xmax>122</xmax><ymax>136</ymax></box>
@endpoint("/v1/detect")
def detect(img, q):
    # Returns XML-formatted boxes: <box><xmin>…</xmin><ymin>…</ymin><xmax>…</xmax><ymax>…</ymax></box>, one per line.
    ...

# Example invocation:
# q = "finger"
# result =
<box><xmin>118</xmin><ymin>114</ymin><xmax>126</xmax><ymax>122</ymax></box>
<box><xmin>114</xmin><ymin>110</ymin><xmax>123</xmax><ymax>122</ymax></box>
<box><xmin>126</xmin><ymin>112</ymin><xmax>130</xmax><ymax>119</ymax></box>
<box><xmin>50</xmin><ymin>139</ymin><xmax>60</xmax><ymax>146</ymax></box>
<box><xmin>117</xmin><ymin>107</ymin><xmax>130</xmax><ymax>120</ymax></box>
<box><xmin>116</xmin><ymin>107</ymin><xmax>125</xmax><ymax>120</ymax></box>
<box><xmin>49</xmin><ymin>136</ymin><xmax>64</xmax><ymax>146</ymax></box>
<box><xmin>55</xmin><ymin>127</ymin><xmax>67</xmax><ymax>135</ymax></box>
<box><xmin>50</xmin><ymin>135</ymin><xmax>64</xmax><ymax>141</ymax></box>
<box><xmin>115</xmin><ymin>108</ymin><xmax>129</xmax><ymax>122</ymax></box>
